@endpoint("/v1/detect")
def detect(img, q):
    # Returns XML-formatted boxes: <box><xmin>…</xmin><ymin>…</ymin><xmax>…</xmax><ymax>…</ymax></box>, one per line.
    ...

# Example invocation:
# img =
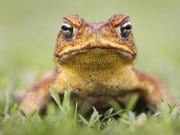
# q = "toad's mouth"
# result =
<box><xmin>55</xmin><ymin>45</ymin><xmax>136</xmax><ymax>64</ymax></box>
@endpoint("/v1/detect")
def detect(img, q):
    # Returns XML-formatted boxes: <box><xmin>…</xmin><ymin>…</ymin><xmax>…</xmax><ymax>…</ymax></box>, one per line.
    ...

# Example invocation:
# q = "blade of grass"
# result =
<box><xmin>125</xmin><ymin>93</ymin><xmax>139</xmax><ymax>113</ymax></box>
<box><xmin>50</xmin><ymin>88</ymin><xmax>62</xmax><ymax>110</ymax></box>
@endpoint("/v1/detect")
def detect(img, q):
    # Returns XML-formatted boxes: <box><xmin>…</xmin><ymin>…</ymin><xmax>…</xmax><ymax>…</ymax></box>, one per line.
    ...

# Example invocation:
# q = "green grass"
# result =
<box><xmin>0</xmin><ymin>90</ymin><xmax>179</xmax><ymax>135</ymax></box>
<box><xmin>0</xmin><ymin>0</ymin><xmax>180</xmax><ymax>134</ymax></box>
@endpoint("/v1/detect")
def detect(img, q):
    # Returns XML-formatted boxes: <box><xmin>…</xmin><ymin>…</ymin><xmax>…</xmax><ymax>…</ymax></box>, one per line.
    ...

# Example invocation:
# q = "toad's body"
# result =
<box><xmin>20</xmin><ymin>13</ymin><xmax>176</xmax><ymax>114</ymax></box>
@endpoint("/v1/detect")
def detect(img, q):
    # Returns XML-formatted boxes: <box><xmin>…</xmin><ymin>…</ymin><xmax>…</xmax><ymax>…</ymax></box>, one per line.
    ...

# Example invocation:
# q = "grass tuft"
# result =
<box><xmin>0</xmin><ymin>90</ymin><xmax>179</xmax><ymax>135</ymax></box>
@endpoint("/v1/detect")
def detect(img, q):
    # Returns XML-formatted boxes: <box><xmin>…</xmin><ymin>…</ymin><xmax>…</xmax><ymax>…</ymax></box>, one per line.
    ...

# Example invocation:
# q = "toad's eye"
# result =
<box><xmin>60</xmin><ymin>22</ymin><xmax>74</xmax><ymax>39</ymax></box>
<box><xmin>120</xmin><ymin>21</ymin><xmax>132</xmax><ymax>39</ymax></box>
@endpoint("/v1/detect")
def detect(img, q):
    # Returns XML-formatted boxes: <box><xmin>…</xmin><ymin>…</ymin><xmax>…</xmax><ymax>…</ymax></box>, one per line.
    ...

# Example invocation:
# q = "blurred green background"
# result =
<box><xmin>0</xmin><ymin>0</ymin><xmax>180</xmax><ymax>99</ymax></box>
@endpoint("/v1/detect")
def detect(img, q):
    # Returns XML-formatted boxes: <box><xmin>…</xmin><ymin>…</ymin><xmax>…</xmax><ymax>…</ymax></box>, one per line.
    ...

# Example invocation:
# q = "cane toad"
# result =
<box><xmin>20</xmin><ymin>13</ymin><xmax>176</xmax><ymax>115</ymax></box>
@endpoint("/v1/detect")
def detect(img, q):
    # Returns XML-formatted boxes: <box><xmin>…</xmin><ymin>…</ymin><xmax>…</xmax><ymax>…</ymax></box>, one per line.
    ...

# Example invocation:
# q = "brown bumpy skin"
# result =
<box><xmin>20</xmin><ymin>13</ymin><xmax>177</xmax><ymax>115</ymax></box>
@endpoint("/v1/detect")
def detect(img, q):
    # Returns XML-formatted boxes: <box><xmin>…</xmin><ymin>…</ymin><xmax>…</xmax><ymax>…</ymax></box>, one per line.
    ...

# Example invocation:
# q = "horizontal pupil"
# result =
<box><xmin>61</xmin><ymin>25</ymin><xmax>73</xmax><ymax>31</ymax></box>
<box><xmin>123</xmin><ymin>25</ymin><xmax>132</xmax><ymax>30</ymax></box>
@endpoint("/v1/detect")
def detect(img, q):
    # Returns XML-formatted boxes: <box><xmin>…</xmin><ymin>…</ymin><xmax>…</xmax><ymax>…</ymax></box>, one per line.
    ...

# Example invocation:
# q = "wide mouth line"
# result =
<box><xmin>58</xmin><ymin>46</ymin><xmax>135</xmax><ymax>58</ymax></box>
<box><xmin>55</xmin><ymin>46</ymin><xmax>136</xmax><ymax>63</ymax></box>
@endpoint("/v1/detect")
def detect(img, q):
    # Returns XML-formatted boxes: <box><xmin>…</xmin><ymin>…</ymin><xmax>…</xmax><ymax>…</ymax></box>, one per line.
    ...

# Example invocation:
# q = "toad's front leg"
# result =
<box><xmin>20</xmin><ymin>72</ymin><xmax>57</xmax><ymax>115</ymax></box>
<box><xmin>134</xmin><ymin>70</ymin><xmax>177</xmax><ymax>108</ymax></box>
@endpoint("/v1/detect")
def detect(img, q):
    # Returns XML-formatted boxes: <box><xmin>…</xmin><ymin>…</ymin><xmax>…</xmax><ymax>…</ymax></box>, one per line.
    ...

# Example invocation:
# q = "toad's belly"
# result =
<box><xmin>57</xmin><ymin>70</ymin><xmax>139</xmax><ymax>96</ymax></box>
<box><xmin>54</xmin><ymin>69</ymin><xmax>139</xmax><ymax>97</ymax></box>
